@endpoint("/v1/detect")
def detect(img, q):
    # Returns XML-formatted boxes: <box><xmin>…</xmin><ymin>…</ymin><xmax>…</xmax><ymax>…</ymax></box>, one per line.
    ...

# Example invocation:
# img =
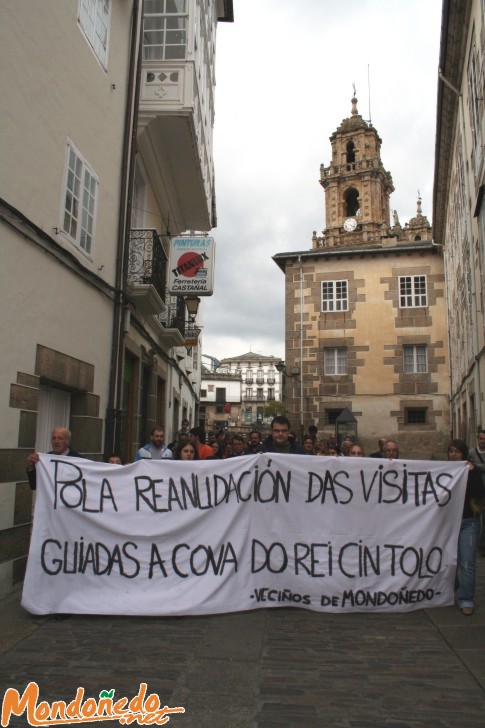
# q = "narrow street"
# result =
<box><xmin>2</xmin><ymin>560</ymin><xmax>485</xmax><ymax>727</ymax></box>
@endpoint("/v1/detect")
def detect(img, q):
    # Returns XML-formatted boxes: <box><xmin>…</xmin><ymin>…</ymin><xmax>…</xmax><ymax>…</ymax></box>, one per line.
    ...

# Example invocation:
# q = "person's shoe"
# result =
<box><xmin>462</xmin><ymin>607</ymin><xmax>474</xmax><ymax>616</ymax></box>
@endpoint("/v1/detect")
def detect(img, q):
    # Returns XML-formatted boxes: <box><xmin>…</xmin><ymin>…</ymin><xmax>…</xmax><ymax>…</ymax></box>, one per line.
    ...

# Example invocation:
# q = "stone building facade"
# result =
<box><xmin>274</xmin><ymin>97</ymin><xmax>450</xmax><ymax>458</ymax></box>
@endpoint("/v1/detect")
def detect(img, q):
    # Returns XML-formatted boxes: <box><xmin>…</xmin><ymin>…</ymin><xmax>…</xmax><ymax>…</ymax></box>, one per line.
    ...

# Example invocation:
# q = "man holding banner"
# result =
<box><xmin>26</xmin><ymin>427</ymin><xmax>82</xmax><ymax>491</ymax></box>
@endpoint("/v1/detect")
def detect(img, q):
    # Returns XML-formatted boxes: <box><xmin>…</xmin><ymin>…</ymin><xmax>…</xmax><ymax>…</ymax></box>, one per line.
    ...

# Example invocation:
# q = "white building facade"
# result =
<box><xmin>0</xmin><ymin>0</ymin><xmax>233</xmax><ymax>597</ymax></box>
<box><xmin>217</xmin><ymin>352</ymin><xmax>284</xmax><ymax>430</ymax></box>
<box><xmin>200</xmin><ymin>372</ymin><xmax>242</xmax><ymax>432</ymax></box>
<box><xmin>433</xmin><ymin>0</ymin><xmax>485</xmax><ymax>439</ymax></box>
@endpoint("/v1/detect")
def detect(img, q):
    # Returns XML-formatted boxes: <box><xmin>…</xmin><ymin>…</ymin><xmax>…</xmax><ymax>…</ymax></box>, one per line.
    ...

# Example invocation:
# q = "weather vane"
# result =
<box><xmin>352</xmin><ymin>82</ymin><xmax>357</xmax><ymax>96</ymax></box>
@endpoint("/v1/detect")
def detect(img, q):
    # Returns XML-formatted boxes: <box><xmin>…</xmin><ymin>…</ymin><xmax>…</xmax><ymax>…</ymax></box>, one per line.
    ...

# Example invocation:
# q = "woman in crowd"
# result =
<box><xmin>222</xmin><ymin>442</ymin><xmax>233</xmax><ymax>458</ymax></box>
<box><xmin>302</xmin><ymin>436</ymin><xmax>316</xmax><ymax>455</ymax></box>
<box><xmin>314</xmin><ymin>439</ymin><xmax>328</xmax><ymax>456</ymax></box>
<box><xmin>207</xmin><ymin>441</ymin><xmax>222</xmax><ymax>459</ymax></box>
<box><xmin>448</xmin><ymin>438</ymin><xmax>485</xmax><ymax>616</ymax></box>
<box><xmin>173</xmin><ymin>441</ymin><xmax>198</xmax><ymax>461</ymax></box>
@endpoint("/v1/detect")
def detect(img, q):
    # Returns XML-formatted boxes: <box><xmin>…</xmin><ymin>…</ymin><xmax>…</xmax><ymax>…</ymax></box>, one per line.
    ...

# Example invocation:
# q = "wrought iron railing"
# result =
<box><xmin>161</xmin><ymin>294</ymin><xmax>186</xmax><ymax>335</ymax></box>
<box><xmin>128</xmin><ymin>229</ymin><xmax>168</xmax><ymax>302</ymax></box>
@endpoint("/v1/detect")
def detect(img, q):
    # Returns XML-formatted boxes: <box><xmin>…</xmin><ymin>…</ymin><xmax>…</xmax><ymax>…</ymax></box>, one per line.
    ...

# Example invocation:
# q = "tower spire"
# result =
<box><xmin>351</xmin><ymin>84</ymin><xmax>358</xmax><ymax>116</ymax></box>
<box><xmin>417</xmin><ymin>190</ymin><xmax>422</xmax><ymax>216</ymax></box>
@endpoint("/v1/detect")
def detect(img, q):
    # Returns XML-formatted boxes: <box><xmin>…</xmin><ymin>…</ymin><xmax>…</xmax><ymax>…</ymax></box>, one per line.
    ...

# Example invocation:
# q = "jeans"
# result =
<box><xmin>456</xmin><ymin>517</ymin><xmax>481</xmax><ymax>608</ymax></box>
<box><xmin>479</xmin><ymin>513</ymin><xmax>485</xmax><ymax>550</ymax></box>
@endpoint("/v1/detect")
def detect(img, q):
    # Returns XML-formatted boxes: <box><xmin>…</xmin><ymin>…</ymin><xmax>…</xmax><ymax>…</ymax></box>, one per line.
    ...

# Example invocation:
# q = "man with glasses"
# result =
<box><xmin>261</xmin><ymin>416</ymin><xmax>305</xmax><ymax>454</ymax></box>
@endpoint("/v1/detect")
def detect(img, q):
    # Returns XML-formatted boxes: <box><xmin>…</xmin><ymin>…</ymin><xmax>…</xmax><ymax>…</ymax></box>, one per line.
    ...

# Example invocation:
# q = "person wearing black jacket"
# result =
<box><xmin>448</xmin><ymin>438</ymin><xmax>485</xmax><ymax>616</ymax></box>
<box><xmin>261</xmin><ymin>416</ymin><xmax>305</xmax><ymax>455</ymax></box>
<box><xmin>244</xmin><ymin>430</ymin><xmax>263</xmax><ymax>455</ymax></box>
<box><xmin>26</xmin><ymin>427</ymin><xmax>82</xmax><ymax>490</ymax></box>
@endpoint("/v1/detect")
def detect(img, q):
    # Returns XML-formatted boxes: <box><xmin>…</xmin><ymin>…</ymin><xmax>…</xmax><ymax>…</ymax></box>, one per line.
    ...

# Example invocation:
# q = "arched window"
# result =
<box><xmin>414</xmin><ymin>235</ymin><xmax>421</xmax><ymax>241</ymax></box>
<box><xmin>344</xmin><ymin>187</ymin><xmax>360</xmax><ymax>217</ymax></box>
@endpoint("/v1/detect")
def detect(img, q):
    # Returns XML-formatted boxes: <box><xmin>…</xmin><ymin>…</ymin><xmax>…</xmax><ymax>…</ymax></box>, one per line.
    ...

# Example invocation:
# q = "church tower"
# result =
<box><xmin>315</xmin><ymin>94</ymin><xmax>394</xmax><ymax>248</ymax></box>
<box><xmin>274</xmin><ymin>95</ymin><xmax>450</xmax><ymax>459</ymax></box>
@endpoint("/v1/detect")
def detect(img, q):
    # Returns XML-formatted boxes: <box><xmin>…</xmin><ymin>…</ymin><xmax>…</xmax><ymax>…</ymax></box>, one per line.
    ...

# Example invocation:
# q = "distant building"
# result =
<box><xmin>200</xmin><ymin>371</ymin><xmax>242</xmax><ymax>432</ymax></box>
<box><xmin>273</xmin><ymin>96</ymin><xmax>450</xmax><ymax>457</ymax></box>
<box><xmin>433</xmin><ymin>0</ymin><xmax>485</xmax><ymax>439</ymax></box>
<box><xmin>219</xmin><ymin>352</ymin><xmax>283</xmax><ymax>430</ymax></box>
<box><xmin>0</xmin><ymin>1</ymin><xmax>233</xmax><ymax>597</ymax></box>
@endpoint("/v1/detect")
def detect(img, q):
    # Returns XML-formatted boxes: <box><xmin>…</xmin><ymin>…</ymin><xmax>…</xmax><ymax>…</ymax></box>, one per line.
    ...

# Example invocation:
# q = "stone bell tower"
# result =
<box><xmin>314</xmin><ymin>93</ymin><xmax>395</xmax><ymax>248</ymax></box>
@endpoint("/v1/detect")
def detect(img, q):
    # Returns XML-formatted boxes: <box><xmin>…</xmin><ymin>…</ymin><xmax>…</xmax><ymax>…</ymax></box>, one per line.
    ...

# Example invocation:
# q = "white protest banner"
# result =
<box><xmin>22</xmin><ymin>454</ymin><xmax>468</xmax><ymax>616</ymax></box>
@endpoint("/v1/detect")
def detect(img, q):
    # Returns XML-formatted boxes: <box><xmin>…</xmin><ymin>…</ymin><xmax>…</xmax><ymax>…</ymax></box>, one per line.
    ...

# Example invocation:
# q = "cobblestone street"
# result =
<box><xmin>2</xmin><ymin>559</ymin><xmax>485</xmax><ymax>727</ymax></box>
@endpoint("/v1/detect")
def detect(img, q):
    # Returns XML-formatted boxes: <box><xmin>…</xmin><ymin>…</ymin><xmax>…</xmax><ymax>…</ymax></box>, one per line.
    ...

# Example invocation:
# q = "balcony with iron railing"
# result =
<box><xmin>128</xmin><ymin>229</ymin><xmax>186</xmax><ymax>348</ymax></box>
<box><xmin>127</xmin><ymin>229</ymin><xmax>167</xmax><ymax>315</ymax></box>
<box><xmin>157</xmin><ymin>294</ymin><xmax>186</xmax><ymax>348</ymax></box>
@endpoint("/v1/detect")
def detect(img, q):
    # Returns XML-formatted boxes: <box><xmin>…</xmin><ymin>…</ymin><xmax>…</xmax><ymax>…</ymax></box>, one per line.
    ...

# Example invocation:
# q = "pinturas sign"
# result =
<box><xmin>167</xmin><ymin>237</ymin><xmax>215</xmax><ymax>295</ymax></box>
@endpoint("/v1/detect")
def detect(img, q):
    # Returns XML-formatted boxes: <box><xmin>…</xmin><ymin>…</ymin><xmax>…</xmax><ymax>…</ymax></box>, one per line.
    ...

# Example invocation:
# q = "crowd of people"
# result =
<box><xmin>26</xmin><ymin>420</ymin><xmax>485</xmax><ymax>617</ymax></box>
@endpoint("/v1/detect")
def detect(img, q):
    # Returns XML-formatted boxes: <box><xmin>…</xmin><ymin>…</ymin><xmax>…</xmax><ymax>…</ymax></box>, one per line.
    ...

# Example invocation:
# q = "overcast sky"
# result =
<box><xmin>201</xmin><ymin>0</ymin><xmax>442</xmax><ymax>366</ymax></box>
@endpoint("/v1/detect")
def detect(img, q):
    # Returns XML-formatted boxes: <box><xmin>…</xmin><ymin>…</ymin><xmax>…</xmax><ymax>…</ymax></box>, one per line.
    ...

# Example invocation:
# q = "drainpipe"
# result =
<box><xmin>105</xmin><ymin>0</ymin><xmax>144</xmax><ymax>456</ymax></box>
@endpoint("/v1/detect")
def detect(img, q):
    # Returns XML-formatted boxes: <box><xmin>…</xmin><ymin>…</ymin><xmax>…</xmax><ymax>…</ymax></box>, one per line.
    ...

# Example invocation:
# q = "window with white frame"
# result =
<box><xmin>143</xmin><ymin>0</ymin><xmax>188</xmax><ymax>61</ymax></box>
<box><xmin>61</xmin><ymin>142</ymin><xmax>98</xmax><ymax>255</ymax></box>
<box><xmin>324</xmin><ymin>348</ymin><xmax>347</xmax><ymax>375</ymax></box>
<box><xmin>321</xmin><ymin>280</ymin><xmax>348</xmax><ymax>312</ymax></box>
<box><xmin>78</xmin><ymin>0</ymin><xmax>110</xmax><ymax>68</ymax></box>
<box><xmin>403</xmin><ymin>344</ymin><xmax>427</xmax><ymax>373</ymax></box>
<box><xmin>399</xmin><ymin>275</ymin><xmax>427</xmax><ymax>308</ymax></box>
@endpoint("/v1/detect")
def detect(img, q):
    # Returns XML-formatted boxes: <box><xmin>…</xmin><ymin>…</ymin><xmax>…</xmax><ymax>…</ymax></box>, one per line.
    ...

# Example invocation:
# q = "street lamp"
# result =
<box><xmin>185</xmin><ymin>296</ymin><xmax>200</xmax><ymax>320</ymax></box>
<box><xmin>184</xmin><ymin>297</ymin><xmax>201</xmax><ymax>350</ymax></box>
<box><xmin>275</xmin><ymin>361</ymin><xmax>300</xmax><ymax>377</ymax></box>
<box><xmin>336</xmin><ymin>407</ymin><xmax>357</xmax><ymax>446</ymax></box>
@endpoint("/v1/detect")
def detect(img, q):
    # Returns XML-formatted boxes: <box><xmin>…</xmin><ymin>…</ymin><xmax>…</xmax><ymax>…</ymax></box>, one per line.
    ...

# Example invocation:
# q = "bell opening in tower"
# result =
<box><xmin>344</xmin><ymin>187</ymin><xmax>360</xmax><ymax>217</ymax></box>
<box><xmin>346</xmin><ymin>141</ymin><xmax>356</xmax><ymax>169</ymax></box>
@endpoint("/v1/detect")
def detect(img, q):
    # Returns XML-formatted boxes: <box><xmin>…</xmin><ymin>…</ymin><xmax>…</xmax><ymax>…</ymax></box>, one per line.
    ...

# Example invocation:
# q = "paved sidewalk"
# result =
<box><xmin>2</xmin><ymin>561</ymin><xmax>485</xmax><ymax>727</ymax></box>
